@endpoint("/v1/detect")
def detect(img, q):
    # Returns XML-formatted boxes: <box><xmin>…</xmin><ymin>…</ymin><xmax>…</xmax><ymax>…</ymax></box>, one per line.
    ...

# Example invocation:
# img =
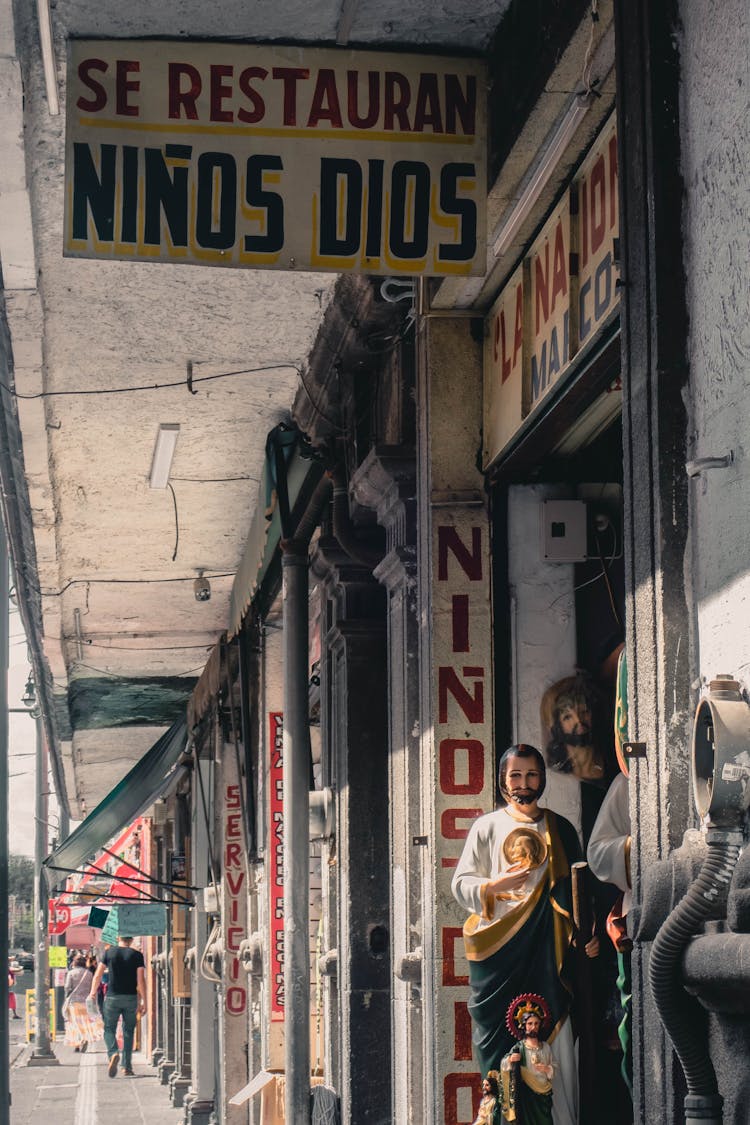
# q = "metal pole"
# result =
<box><xmin>282</xmin><ymin>544</ymin><xmax>311</xmax><ymax>1125</ymax></box>
<box><xmin>29</xmin><ymin>712</ymin><xmax>55</xmax><ymax>1063</ymax></box>
<box><xmin>0</xmin><ymin>534</ymin><xmax>10</xmax><ymax>1123</ymax></box>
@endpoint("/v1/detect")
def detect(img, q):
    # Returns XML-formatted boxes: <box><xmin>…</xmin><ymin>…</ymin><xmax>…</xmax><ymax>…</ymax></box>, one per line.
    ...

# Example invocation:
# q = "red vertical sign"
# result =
<box><xmin>269</xmin><ymin>711</ymin><xmax>285</xmax><ymax>1021</ymax></box>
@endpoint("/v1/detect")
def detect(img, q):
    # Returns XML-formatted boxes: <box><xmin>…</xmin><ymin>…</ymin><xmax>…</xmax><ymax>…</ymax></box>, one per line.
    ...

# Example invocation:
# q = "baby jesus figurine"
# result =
<box><xmin>492</xmin><ymin>829</ymin><xmax>549</xmax><ymax>906</ymax></box>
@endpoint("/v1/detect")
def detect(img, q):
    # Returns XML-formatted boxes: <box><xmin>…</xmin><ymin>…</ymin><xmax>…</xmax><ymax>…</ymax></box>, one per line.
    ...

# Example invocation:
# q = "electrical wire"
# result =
<box><xmin>546</xmin><ymin>533</ymin><xmax>618</xmax><ymax>612</ymax></box>
<box><xmin>171</xmin><ymin>476</ymin><xmax>252</xmax><ymax>483</ymax></box>
<box><xmin>31</xmin><ymin>571</ymin><xmax>234</xmax><ymax>598</ymax></box>
<box><xmin>0</xmin><ymin>362</ymin><xmax>301</xmax><ymax>401</ymax></box>
<box><xmin>594</xmin><ymin>524</ymin><xmax>623</xmax><ymax>631</ymax></box>
<box><xmin>70</xmin><ymin>660</ymin><xmax>207</xmax><ymax>679</ymax></box>
<box><xmin>167</xmin><ymin>482</ymin><xmax>179</xmax><ymax>562</ymax></box>
<box><xmin>581</xmin><ymin>0</ymin><xmax>600</xmax><ymax>95</ymax></box>
<box><xmin>297</xmin><ymin>362</ymin><xmax>343</xmax><ymax>430</ymax></box>
<box><xmin>76</xmin><ymin>641</ymin><xmax>213</xmax><ymax>652</ymax></box>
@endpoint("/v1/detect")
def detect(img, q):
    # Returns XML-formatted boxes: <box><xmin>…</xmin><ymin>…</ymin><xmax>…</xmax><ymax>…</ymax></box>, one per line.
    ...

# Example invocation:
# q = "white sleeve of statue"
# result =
<box><xmin>586</xmin><ymin>774</ymin><xmax>631</xmax><ymax>893</ymax></box>
<box><xmin>451</xmin><ymin>815</ymin><xmax>493</xmax><ymax>916</ymax></box>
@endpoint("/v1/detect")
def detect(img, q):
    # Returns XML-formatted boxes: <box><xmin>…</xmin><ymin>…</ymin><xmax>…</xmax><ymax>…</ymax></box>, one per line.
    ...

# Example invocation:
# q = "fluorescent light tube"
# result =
<box><xmin>492</xmin><ymin>95</ymin><xmax>592</xmax><ymax>260</ymax></box>
<box><xmin>149</xmin><ymin>423</ymin><xmax>180</xmax><ymax>489</ymax></box>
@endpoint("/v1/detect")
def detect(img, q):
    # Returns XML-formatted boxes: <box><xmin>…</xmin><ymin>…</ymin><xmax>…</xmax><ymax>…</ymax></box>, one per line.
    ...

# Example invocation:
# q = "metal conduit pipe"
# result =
<box><xmin>648</xmin><ymin>827</ymin><xmax>743</xmax><ymax>1124</ymax></box>
<box><xmin>281</xmin><ymin>472</ymin><xmax>332</xmax><ymax>1125</ymax></box>
<box><xmin>330</xmin><ymin>466</ymin><xmax>385</xmax><ymax>569</ymax></box>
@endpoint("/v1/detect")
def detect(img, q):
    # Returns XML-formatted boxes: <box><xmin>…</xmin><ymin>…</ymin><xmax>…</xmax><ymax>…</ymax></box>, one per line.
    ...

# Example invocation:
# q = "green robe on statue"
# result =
<box><xmin>500</xmin><ymin>1041</ymin><xmax>554</xmax><ymax>1124</ymax></box>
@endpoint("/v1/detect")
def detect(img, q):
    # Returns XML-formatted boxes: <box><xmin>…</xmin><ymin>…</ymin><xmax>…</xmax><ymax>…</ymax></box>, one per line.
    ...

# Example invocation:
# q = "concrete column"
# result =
<box><xmin>615</xmin><ymin>3</ymin><xmax>693</xmax><ymax>1121</ymax></box>
<box><xmin>260</xmin><ymin>618</ymin><xmax>284</xmax><ymax>1076</ymax></box>
<box><xmin>282</xmin><ymin>547</ymin><xmax>312</xmax><ymax>1124</ymax></box>
<box><xmin>416</xmin><ymin>317</ymin><xmax>495</xmax><ymax>1124</ymax></box>
<box><xmin>29</xmin><ymin>715</ymin><xmax>56</xmax><ymax>1066</ymax></box>
<box><xmin>318</xmin><ymin>545</ymin><xmax>391</xmax><ymax>1124</ymax></box>
<box><xmin>218</xmin><ymin>740</ymin><xmax>250</xmax><ymax>1125</ymax></box>
<box><xmin>352</xmin><ymin>447</ymin><xmax>424</xmax><ymax>1124</ymax></box>
<box><xmin>184</xmin><ymin>758</ymin><xmax>216</xmax><ymax>1125</ymax></box>
<box><xmin>158</xmin><ymin>826</ymin><xmax>177</xmax><ymax>1087</ymax></box>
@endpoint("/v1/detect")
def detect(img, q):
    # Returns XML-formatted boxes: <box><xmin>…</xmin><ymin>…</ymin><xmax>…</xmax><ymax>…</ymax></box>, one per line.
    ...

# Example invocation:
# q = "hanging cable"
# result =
<box><xmin>199</xmin><ymin>918</ymin><xmax>223</xmax><ymax>984</ymax></box>
<box><xmin>31</xmin><ymin>571</ymin><xmax>234</xmax><ymax>599</ymax></box>
<box><xmin>0</xmin><ymin>362</ymin><xmax>301</xmax><ymax>401</ymax></box>
<box><xmin>167</xmin><ymin>482</ymin><xmax>179</xmax><ymax>562</ymax></box>
<box><xmin>594</xmin><ymin>523</ymin><xmax>623</xmax><ymax>631</ymax></box>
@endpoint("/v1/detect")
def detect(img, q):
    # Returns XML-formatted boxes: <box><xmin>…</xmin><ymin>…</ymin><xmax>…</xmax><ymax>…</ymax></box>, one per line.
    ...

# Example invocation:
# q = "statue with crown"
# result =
<box><xmin>499</xmin><ymin>993</ymin><xmax>555</xmax><ymax>1124</ymax></box>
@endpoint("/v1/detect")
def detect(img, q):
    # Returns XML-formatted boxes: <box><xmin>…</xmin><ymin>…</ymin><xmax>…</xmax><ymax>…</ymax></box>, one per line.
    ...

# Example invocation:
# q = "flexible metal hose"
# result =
<box><xmin>648</xmin><ymin>829</ymin><xmax>743</xmax><ymax>1121</ymax></box>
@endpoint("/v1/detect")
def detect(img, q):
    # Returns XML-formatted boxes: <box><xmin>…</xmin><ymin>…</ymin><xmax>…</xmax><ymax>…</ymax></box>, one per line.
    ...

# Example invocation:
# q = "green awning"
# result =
<box><xmin>43</xmin><ymin>717</ymin><xmax>188</xmax><ymax>880</ymax></box>
<box><xmin>228</xmin><ymin>432</ymin><xmax>318</xmax><ymax>637</ymax></box>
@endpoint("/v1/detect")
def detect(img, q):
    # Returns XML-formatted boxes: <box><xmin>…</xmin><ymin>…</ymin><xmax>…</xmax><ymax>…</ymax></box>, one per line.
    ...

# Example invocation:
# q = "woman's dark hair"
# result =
<box><xmin>73</xmin><ymin>954</ymin><xmax>87</xmax><ymax>968</ymax></box>
<box><xmin>497</xmin><ymin>744</ymin><xmax>546</xmax><ymax>804</ymax></box>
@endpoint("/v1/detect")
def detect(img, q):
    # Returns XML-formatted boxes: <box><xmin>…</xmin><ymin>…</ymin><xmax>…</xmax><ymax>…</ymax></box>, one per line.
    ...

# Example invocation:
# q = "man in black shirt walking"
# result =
<box><xmin>90</xmin><ymin>935</ymin><xmax>147</xmax><ymax>1077</ymax></box>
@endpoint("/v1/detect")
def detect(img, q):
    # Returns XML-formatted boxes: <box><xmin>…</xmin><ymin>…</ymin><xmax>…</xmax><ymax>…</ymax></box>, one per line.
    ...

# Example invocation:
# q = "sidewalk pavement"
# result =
<box><xmin>10</xmin><ymin>1005</ymin><xmax>186</xmax><ymax>1125</ymax></box>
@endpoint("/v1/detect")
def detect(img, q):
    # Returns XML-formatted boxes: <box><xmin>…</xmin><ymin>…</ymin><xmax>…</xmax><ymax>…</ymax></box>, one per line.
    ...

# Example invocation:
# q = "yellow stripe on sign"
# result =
<box><xmin>77</xmin><ymin>117</ymin><xmax>475</xmax><ymax>144</ymax></box>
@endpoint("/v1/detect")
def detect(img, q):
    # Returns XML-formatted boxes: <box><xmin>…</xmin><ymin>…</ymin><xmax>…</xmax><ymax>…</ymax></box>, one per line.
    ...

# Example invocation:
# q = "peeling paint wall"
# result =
<box><xmin>506</xmin><ymin>484</ymin><xmax>580</xmax><ymax>831</ymax></box>
<box><xmin>680</xmin><ymin>0</ymin><xmax>750</xmax><ymax>689</ymax></box>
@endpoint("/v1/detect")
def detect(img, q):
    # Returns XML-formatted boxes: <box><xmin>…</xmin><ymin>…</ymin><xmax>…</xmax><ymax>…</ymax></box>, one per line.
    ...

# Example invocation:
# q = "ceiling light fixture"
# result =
<box><xmin>149</xmin><ymin>423</ymin><xmax>180</xmax><ymax>489</ymax></box>
<box><xmin>36</xmin><ymin>0</ymin><xmax>60</xmax><ymax>116</ymax></box>
<box><xmin>492</xmin><ymin>93</ymin><xmax>594</xmax><ymax>260</ymax></box>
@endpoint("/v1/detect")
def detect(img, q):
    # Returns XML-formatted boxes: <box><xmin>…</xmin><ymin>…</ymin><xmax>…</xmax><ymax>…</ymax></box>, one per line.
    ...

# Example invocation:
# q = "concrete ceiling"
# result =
<box><xmin>1</xmin><ymin>0</ymin><xmax>512</xmax><ymax>817</ymax></box>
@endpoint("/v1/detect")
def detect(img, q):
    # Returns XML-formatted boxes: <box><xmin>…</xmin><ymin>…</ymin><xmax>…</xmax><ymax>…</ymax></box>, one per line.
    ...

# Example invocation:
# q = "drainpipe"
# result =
<box><xmin>281</xmin><ymin>473</ymin><xmax>331</xmax><ymax>1125</ymax></box>
<box><xmin>648</xmin><ymin>826</ymin><xmax>742</xmax><ymax>1124</ymax></box>
<box><xmin>330</xmin><ymin>466</ymin><xmax>385</xmax><ymax>570</ymax></box>
<box><xmin>648</xmin><ymin>675</ymin><xmax>750</xmax><ymax>1125</ymax></box>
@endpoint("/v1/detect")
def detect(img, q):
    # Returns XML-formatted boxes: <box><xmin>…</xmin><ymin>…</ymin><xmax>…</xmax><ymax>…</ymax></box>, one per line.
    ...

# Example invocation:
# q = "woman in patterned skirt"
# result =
<box><xmin>63</xmin><ymin>954</ymin><xmax>104</xmax><ymax>1052</ymax></box>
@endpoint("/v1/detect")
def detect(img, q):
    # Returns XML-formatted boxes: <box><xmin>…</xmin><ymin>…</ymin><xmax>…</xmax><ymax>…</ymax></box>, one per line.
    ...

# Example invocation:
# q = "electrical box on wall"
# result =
<box><xmin>540</xmin><ymin>500</ymin><xmax>588</xmax><ymax>562</ymax></box>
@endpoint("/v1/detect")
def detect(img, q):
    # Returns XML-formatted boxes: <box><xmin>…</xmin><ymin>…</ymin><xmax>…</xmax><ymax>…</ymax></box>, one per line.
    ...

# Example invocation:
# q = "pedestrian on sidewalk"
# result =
<box><xmin>89</xmin><ymin>935</ymin><xmax>147</xmax><ymax>1079</ymax></box>
<box><xmin>63</xmin><ymin>954</ymin><xmax>103</xmax><ymax>1052</ymax></box>
<box><xmin>8</xmin><ymin>966</ymin><xmax>20</xmax><ymax>1020</ymax></box>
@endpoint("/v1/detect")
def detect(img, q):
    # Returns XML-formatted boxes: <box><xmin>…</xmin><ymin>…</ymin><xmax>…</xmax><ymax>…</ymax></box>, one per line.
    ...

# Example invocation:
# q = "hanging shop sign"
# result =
<box><xmin>64</xmin><ymin>41</ymin><xmax>486</xmax><ymax>277</ymax></box>
<box><xmin>268</xmin><ymin>711</ymin><xmax>285</xmax><ymax>1022</ymax></box>
<box><xmin>483</xmin><ymin>113</ymin><xmax>620</xmax><ymax>467</ymax></box>
<box><xmin>101</xmin><ymin>903</ymin><xmax>167</xmax><ymax>941</ymax></box>
<box><xmin>223</xmin><ymin>778</ymin><xmax>248</xmax><ymax>1017</ymax></box>
<box><xmin>48</xmin><ymin>946</ymin><xmax>68</xmax><ymax>969</ymax></box>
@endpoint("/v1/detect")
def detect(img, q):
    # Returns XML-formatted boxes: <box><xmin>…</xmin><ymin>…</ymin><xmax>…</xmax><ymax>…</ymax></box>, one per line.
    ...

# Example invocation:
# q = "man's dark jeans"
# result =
<box><xmin>103</xmin><ymin>993</ymin><xmax>138</xmax><ymax>1069</ymax></box>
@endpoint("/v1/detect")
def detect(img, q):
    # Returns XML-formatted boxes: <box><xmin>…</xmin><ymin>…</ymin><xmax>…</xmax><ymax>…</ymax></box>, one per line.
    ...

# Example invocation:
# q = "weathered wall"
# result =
<box><xmin>506</xmin><ymin>484</ymin><xmax>581</xmax><ymax>832</ymax></box>
<box><xmin>678</xmin><ymin>5</ymin><xmax>750</xmax><ymax>1123</ymax></box>
<box><xmin>680</xmin><ymin>0</ymin><xmax>750</xmax><ymax>689</ymax></box>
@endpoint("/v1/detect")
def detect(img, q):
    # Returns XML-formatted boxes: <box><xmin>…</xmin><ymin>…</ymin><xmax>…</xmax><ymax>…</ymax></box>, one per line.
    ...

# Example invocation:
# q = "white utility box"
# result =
<box><xmin>540</xmin><ymin>499</ymin><xmax>588</xmax><ymax>562</ymax></box>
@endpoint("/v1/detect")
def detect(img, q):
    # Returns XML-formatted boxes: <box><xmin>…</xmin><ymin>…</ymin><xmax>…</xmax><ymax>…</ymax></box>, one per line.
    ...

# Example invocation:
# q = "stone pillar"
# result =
<box><xmin>218</xmin><ymin>742</ymin><xmax>250</xmax><ymax>1124</ymax></box>
<box><xmin>614</xmin><ymin>2</ymin><xmax>693</xmax><ymax>1121</ymax></box>
<box><xmin>416</xmin><ymin>317</ymin><xmax>495</xmax><ymax>1125</ymax></box>
<box><xmin>184</xmin><ymin>757</ymin><xmax>216</xmax><ymax>1125</ymax></box>
<box><xmin>158</xmin><ymin>830</ymin><xmax>177</xmax><ymax>1087</ymax></box>
<box><xmin>317</xmin><ymin>544</ymin><xmax>391</xmax><ymax>1124</ymax></box>
<box><xmin>351</xmin><ymin>447</ymin><xmax>424</xmax><ymax>1124</ymax></box>
<box><xmin>170</xmin><ymin>998</ymin><xmax>191</xmax><ymax>1107</ymax></box>
<box><xmin>151</xmin><ymin>828</ymin><xmax>166</xmax><ymax>1068</ymax></box>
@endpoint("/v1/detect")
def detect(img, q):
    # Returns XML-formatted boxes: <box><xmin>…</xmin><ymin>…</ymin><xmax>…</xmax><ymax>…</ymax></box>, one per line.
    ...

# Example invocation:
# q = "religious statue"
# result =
<box><xmin>500</xmin><ymin>995</ymin><xmax>555</xmax><ymax>1124</ymax></box>
<box><xmin>452</xmin><ymin>744</ymin><xmax>595</xmax><ymax>1125</ymax></box>
<box><xmin>587</xmin><ymin>648</ymin><xmax>634</xmax><ymax>1099</ymax></box>
<box><xmin>471</xmin><ymin>1070</ymin><xmax>502</xmax><ymax>1125</ymax></box>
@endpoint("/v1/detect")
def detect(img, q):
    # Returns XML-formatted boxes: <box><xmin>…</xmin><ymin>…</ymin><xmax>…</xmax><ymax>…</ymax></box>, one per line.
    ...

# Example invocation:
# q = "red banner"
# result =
<box><xmin>269</xmin><ymin>712</ymin><xmax>284</xmax><ymax>1021</ymax></box>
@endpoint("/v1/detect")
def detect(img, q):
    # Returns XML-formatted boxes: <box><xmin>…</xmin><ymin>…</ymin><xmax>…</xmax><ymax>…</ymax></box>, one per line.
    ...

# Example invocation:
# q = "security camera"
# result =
<box><xmin>194</xmin><ymin>572</ymin><xmax>211</xmax><ymax>602</ymax></box>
